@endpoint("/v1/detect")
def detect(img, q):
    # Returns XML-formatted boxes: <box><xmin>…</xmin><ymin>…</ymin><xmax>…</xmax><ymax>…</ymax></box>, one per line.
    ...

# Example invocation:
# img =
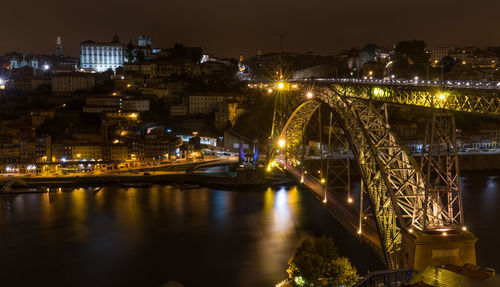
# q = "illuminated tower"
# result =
<box><xmin>56</xmin><ymin>36</ymin><xmax>63</xmax><ymax>57</ymax></box>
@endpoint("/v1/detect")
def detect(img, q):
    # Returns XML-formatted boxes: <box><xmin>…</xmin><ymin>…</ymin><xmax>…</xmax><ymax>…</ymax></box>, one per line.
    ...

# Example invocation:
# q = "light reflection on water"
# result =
<box><xmin>1</xmin><ymin>174</ymin><xmax>498</xmax><ymax>285</ymax></box>
<box><xmin>0</xmin><ymin>184</ymin><xmax>381</xmax><ymax>286</ymax></box>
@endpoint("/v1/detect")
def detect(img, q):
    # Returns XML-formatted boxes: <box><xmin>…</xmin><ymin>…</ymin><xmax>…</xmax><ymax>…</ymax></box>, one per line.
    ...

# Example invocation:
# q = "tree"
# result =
<box><xmin>441</xmin><ymin>56</ymin><xmax>455</xmax><ymax>74</ymax></box>
<box><xmin>322</xmin><ymin>257</ymin><xmax>359</xmax><ymax>287</ymax></box>
<box><xmin>136</xmin><ymin>50</ymin><xmax>145</xmax><ymax>63</ymax></box>
<box><xmin>126</xmin><ymin>39</ymin><xmax>134</xmax><ymax>62</ymax></box>
<box><xmin>393</xmin><ymin>40</ymin><xmax>429</xmax><ymax>65</ymax></box>
<box><xmin>286</xmin><ymin>236</ymin><xmax>358</xmax><ymax>287</ymax></box>
<box><xmin>393</xmin><ymin>40</ymin><xmax>430</xmax><ymax>79</ymax></box>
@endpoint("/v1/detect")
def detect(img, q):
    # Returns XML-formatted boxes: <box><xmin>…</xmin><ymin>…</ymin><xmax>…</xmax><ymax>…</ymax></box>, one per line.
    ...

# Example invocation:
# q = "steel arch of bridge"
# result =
<box><xmin>271</xmin><ymin>87</ymin><xmax>464</xmax><ymax>269</ymax></box>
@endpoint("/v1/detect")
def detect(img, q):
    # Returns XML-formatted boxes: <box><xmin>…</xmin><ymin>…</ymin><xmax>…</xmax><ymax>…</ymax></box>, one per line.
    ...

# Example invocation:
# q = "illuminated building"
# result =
<box><xmin>80</xmin><ymin>34</ymin><xmax>124</xmax><ymax>72</ymax></box>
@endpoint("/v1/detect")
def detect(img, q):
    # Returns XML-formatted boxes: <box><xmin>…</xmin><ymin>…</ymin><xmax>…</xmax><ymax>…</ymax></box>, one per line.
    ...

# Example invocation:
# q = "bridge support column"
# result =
<box><xmin>400</xmin><ymin>231</ymin><xmax>477</xmax><ymax>271</ymax></box>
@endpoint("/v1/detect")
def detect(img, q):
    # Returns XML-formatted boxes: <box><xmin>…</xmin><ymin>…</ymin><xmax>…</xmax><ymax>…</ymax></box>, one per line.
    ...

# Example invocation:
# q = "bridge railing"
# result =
<box><xmin>290</xmin><ymin>77</ymin><xmax>500</xmax><ymax>90</ymax></box>
<box><xmin>354</xmin><ymin>269</ymin><xmax>416</xmax><ymax>287</ymax></box>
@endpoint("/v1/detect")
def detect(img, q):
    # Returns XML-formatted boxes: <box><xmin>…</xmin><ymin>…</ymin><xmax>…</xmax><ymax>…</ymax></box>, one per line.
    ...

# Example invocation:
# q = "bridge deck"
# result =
<box><xmin>284</xmin><ymin>162</ymin><xmax>384</xmax><ymax>260</ymax></box>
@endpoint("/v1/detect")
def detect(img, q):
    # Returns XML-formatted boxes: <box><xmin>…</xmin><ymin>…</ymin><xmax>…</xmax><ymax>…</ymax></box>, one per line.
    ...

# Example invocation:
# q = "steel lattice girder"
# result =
<box><xmin>268</xmin><ymin>101</ymin><xmax>321</xmax><ymax>161</ymax></box>
<box><xmin>273</xmin><ymin>93</ymin><xmax>439</xmax><ymax>269</ymax></box>
<box><xmin>271</xmin><ymin>86</ymin><xmax>467</xmax><ymax>268</ymax></box>
<box><xmin>333</xmin><ymin>84</ymin><xmax>500</xmax><ymax>116</ymax></box>
<box><xmin>421</xmin><ymin>114</ymin><xmax>463</xmax><ymax>230</ymax></box>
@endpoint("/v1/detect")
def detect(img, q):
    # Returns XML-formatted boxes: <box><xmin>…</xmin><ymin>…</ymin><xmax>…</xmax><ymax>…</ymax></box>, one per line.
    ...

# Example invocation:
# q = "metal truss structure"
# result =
<box><xmin>323</xmin><ymin>112</ymin><xmax>352</xmax><ymax>197</ymax></box>
<box><xmin>332</xmin><ymin>84</ymin><xmax>500</xmax><ymax>116</ymax></box>
<box><xmin>267</xmin><ymin>84</ymin><xmax>475</xmax><ymax>269</ymax></box>
<box><xmin>420</xmin><ymin>114</ymin><xmax>464</xmax><ymax>230</ymax></box>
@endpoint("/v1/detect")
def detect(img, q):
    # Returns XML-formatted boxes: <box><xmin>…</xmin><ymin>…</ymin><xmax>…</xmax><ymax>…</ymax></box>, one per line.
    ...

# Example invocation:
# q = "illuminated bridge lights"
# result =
<box><xmin>266</xmin><ymin>78</ymin><xmax>494</xmax><ymax>268</ymax></box>
<box><xmin>373</xmin><ymin>87</ymin><xmax>386</xmax><ymax>97</ymax></box>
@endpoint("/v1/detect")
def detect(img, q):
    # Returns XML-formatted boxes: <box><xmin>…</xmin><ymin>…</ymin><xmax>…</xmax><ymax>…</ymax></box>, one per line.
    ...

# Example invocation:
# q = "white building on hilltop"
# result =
<box><xmin>80</xmin><ymin>34</ymin><xmax>124</xmax><ymax>72</ymax></box>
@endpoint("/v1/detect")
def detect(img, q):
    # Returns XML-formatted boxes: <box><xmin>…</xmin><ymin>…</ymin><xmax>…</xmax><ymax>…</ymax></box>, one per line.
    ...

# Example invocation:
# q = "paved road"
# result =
<box><xmin>283</xmin><ymin>161</ymin><xmax>384</xmax><ymax>259</ymax></box>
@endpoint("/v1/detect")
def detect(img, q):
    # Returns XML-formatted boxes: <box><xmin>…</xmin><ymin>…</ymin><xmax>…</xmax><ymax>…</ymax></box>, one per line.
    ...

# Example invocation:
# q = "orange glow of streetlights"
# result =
<box><xmin>306</xmin><ymin>92</ymin><xmax>313</xmax><ymax>99</ymax></box>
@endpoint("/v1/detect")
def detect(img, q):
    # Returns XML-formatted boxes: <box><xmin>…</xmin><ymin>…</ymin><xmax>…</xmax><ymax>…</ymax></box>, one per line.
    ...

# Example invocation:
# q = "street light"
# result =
<box><xmin>278</xmin><ymin>139</ymin><xmax>285</xmax><ymax>148</ymax></box>
<box><xmin>277</xmin><ymin>82</ymin><xmax>285</xmax><ymax>90</ymax></box>
<box><xmin>306</xmin><ymin>92</ymin><xmax>313</xmax><ymax>99</ymax></box>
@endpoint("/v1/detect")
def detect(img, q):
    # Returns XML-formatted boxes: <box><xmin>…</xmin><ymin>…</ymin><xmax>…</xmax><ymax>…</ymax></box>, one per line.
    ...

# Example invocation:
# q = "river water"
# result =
<box><xmin>0</xmin><ymin>174</ymin><xmax>498</xmax><ymax>287</ymax></box>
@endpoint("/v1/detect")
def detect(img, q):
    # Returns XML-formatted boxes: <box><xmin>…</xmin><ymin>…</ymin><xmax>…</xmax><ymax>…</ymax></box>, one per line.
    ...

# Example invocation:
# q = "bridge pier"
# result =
<box><xmin>400</xmin><ymin>231</ymin><xmax>477</xmax><ymax>271</ymax></box>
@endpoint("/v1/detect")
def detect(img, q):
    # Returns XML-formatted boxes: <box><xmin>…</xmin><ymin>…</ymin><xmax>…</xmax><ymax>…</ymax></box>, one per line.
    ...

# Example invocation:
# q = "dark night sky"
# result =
<box><xmin>2</xmin><ymin>0</ymin><xmax>500</xmax><ymax>58</ymax></box>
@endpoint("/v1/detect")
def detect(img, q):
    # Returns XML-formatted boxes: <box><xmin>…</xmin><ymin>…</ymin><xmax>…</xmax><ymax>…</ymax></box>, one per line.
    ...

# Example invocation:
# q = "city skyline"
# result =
<box><xmin>3</xmin><ymin>0</ymin><xmax>500</xmax><ymax>58</ymax></box>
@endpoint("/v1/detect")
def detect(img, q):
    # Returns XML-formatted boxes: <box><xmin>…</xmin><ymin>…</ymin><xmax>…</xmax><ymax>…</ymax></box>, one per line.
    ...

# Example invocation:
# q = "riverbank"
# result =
<box><xmin>0</xmin><ymin>168</ymin><xmax>293</xmax><ymax>190</ymax></box>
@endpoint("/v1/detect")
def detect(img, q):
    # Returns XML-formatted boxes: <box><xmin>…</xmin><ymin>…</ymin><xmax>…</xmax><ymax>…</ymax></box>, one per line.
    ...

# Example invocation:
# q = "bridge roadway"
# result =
<box><xmin>291</xmin><ymin>77</ymin><xmax>500</xmax><ymax>90</ymax></box>
<box><xmin>281</xmin><ymin>160</ymin><xmax>384</xmax><ymax>260</ymax></box>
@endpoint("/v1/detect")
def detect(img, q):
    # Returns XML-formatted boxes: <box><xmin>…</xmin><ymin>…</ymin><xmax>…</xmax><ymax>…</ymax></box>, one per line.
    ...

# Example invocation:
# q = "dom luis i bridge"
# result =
<box><xmin>258</xmin><ymin>78</ymin><xmax>500</xmax><ymax>271</ymax></box>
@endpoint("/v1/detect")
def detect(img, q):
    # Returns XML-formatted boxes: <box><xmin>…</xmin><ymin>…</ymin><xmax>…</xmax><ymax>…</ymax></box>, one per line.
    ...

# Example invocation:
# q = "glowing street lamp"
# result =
<box><xmin>277</xmin><ymin>82</ymin><xmax>285</xmax><ymax>90</ymax></box>
<box><xmin>278</xmin><ymin>139</ymin><xmax>285</xmax><ymax>148</ymax></box>
<box><xmin>306</xmin><ymin>92</ymin><xmax>313</xmax><ymax>99</ymax></box>
<box><xmin>438</xmin><ymin>93</ymin><xmax>446</xmax><ymax>100</ymax></box>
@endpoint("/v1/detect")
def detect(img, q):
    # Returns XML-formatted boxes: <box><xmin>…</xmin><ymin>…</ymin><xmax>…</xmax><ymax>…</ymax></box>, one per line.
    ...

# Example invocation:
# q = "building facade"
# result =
<box><xmin>52</xmin><ymin>73</ymin><xmax>95</xmax><ymax>95</ymax></box>
<box><xmin>80</xmin><ymin>35</ymin><xmax>125</xmax><ymax>72</ymax></box>
<box><xmin>189</xmin><ymin>92</ymin><xmax>234</xmax><ymax>115</ymax></box>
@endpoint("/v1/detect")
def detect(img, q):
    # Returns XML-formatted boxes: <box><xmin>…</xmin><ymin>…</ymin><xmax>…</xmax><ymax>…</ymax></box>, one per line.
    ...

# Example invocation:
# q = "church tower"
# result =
<box><xmin>56</xmin><ymin>36</ymin><xmax>63</xmax><ymax>57</ymax></box>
